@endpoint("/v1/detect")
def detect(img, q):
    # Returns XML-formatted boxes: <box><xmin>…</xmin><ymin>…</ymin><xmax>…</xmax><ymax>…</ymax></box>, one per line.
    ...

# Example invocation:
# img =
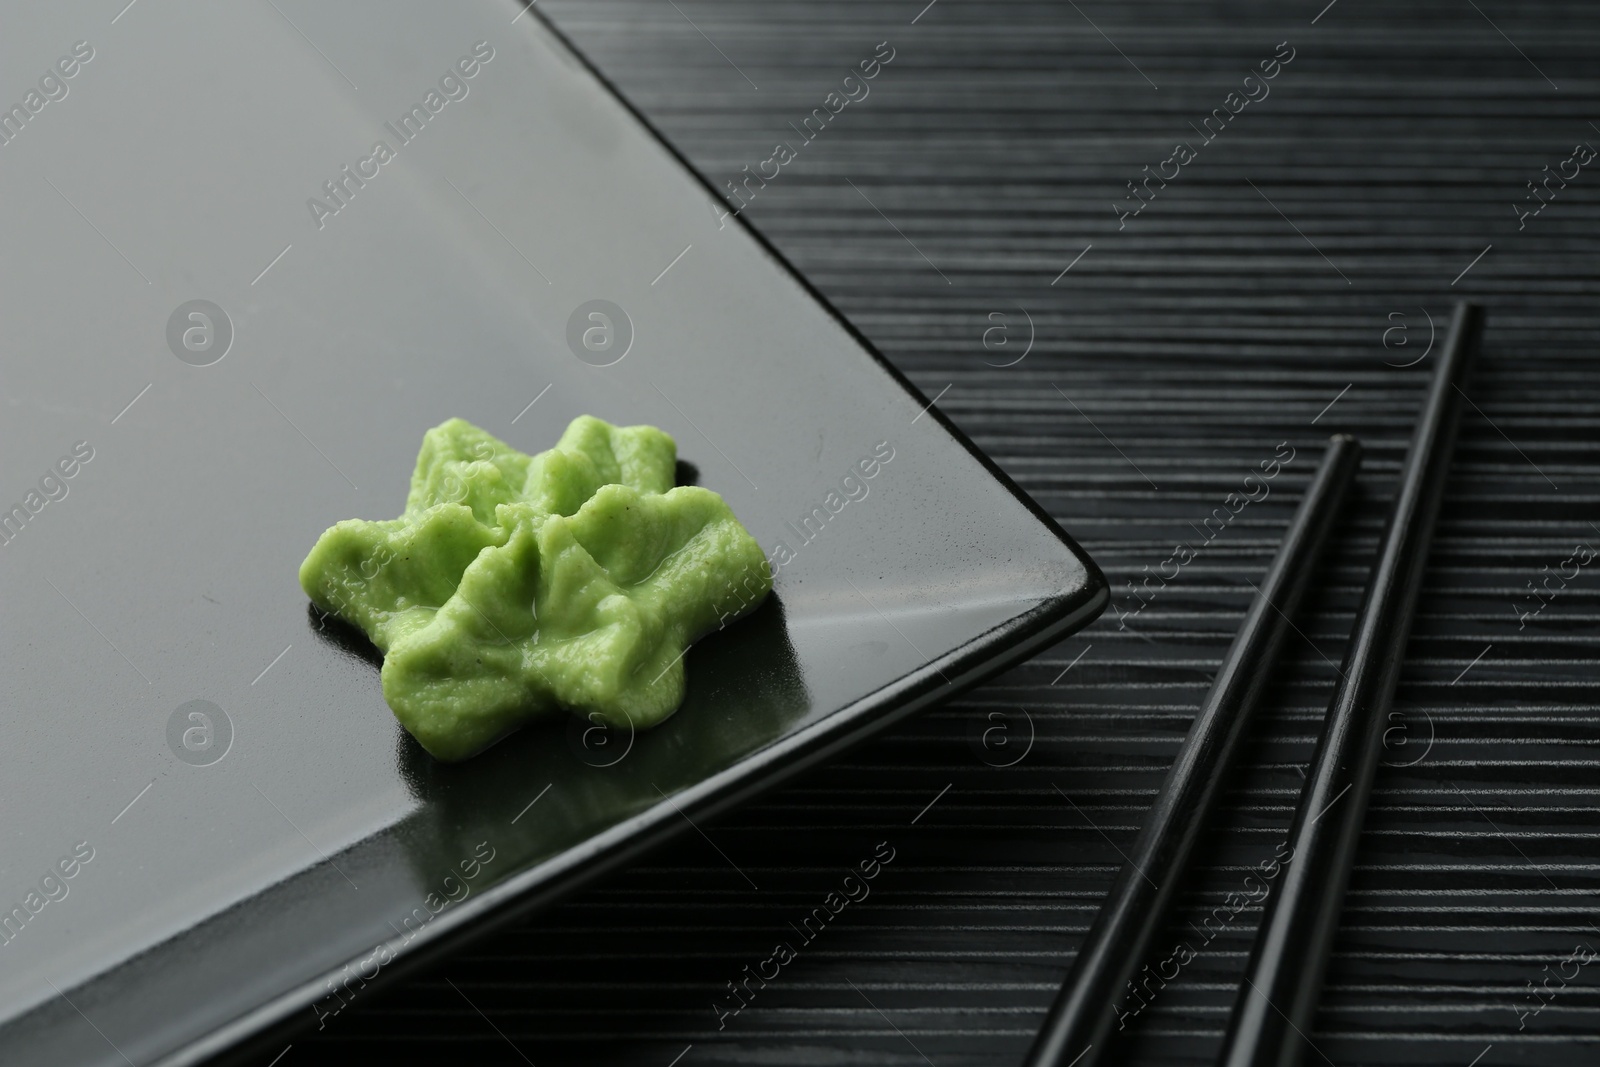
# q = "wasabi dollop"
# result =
<box><xmin>299</xmin><ymin>416</ymin><xmax>771</xmax><ymax>761</ymax></box>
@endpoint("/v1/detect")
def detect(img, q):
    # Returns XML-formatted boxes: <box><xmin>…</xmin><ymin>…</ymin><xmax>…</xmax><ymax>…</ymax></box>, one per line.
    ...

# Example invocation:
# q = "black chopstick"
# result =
<box><xmin>1023</xmin><ymin>434</ymin><xmax>1363</xmax><ymax>1067</ymax></box>
<box><xmin>1215</xmin><ymin>300</ymin><xmax>1484</xmax><ymax>1067</ymax></box>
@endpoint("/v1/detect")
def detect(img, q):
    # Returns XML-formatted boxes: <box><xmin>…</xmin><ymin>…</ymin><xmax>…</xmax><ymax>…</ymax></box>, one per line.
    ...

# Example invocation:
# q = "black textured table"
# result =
<box><xmin>284</xmin><ymin>2</ymin><xmax>1600</xmax><ymax>1064</ymax></box>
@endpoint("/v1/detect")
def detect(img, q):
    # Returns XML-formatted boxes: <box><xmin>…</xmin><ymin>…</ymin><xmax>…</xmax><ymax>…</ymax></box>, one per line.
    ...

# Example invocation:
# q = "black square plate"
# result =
<box><xmin>0</xmin><ymin>2</ymin><xmax>1104</xmax><ymax>1063</ymax></box>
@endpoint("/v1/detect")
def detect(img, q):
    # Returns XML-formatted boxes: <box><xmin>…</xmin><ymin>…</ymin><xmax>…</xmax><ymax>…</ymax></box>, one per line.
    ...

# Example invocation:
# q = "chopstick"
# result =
<box><xmin>1215</xmin><ymin>300</ymin><xmax>1484</xmax><ymax>1067</ymax></box>
<box><xmin>1023</xmin><ymin>434</ymin><xmax>1363</xmax><ymax>1067</ymax></box>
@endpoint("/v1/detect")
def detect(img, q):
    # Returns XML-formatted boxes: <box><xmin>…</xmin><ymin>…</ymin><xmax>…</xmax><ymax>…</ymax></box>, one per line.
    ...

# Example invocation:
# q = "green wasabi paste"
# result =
<box><xmin>299</xmin><ymin>416</ymin><xmax>771</xmax><ymax>761</ymax></box>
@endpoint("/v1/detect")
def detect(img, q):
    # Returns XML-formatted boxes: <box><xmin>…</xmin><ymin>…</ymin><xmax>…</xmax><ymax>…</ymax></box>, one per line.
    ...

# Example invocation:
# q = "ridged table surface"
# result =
<box><xmin>285</xmin><ymin>2</ymin><xmax>1600</xmax><ymax>1064</ymax></box>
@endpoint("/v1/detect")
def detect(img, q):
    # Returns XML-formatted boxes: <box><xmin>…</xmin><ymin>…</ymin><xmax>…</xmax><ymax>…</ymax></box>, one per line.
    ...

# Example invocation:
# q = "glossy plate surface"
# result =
<box><xmin>0</xmin><ymin>3</ymin><xmax>1103</xmax><ymax>1063</ymax></box>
